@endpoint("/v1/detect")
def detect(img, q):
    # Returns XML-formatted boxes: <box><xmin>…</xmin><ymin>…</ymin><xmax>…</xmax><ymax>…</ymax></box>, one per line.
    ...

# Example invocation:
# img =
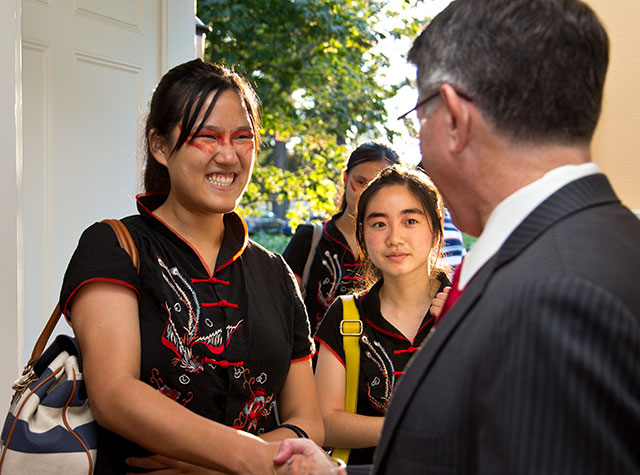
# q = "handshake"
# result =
<box><xmin>272</xmin><ymin>439</ymin><xmax>348</xmax><ymax>475</ymax></box>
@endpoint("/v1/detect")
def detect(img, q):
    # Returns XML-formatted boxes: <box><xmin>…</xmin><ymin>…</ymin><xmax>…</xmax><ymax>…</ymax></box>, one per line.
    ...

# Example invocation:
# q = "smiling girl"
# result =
<box><xmin>313</xmin><ymin>165</ymin><xmax>450</xmax><ymax>465</ymax></box>
<box><xmin>60</xmin><ymin>60</ymin><xmax>322</xmax><ymax>474</ymax></box>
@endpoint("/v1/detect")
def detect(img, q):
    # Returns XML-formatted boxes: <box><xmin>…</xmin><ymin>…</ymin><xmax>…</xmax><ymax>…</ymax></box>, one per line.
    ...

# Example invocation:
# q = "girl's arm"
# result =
<box><xmin>71</xmin><ymin>282</ymin><xmax>278</xmax><ymax>475</ymax></box>
<box><xmin>260</xmin><ymin>358</ymin><xmax>324</xmax><ymax>444</ymax></box>
<box><xmin>314</xmin><ymin>343</ymin><xmax>384</xmax><ymax>448</ymax></box>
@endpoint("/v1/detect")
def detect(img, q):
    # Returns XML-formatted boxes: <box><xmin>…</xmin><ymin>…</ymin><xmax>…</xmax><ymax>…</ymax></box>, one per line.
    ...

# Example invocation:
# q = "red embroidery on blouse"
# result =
<box><xmin>149</xmin><ymin>368</ymin><xmax>193</xmax><ymax>407</ymax></box>
<box><xmin>157</xmin><ymin>257</ymin><xmax>243</xmax><ymax>373</ymax></box>
<box><xmin>232</xmin><ymin>368</ymin><xmax>275</xmax><ymax>433</ymax></box>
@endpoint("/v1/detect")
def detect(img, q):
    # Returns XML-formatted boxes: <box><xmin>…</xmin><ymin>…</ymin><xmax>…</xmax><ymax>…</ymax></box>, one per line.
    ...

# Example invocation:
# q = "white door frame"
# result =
<box><xmin>0</xmin><ymin>0</ymin><xmax>23</xmax><ymax>401</ymax></box>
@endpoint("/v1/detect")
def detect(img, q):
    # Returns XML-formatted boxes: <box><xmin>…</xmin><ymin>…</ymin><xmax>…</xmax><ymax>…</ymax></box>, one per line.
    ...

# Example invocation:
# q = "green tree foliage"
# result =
<box><xmin>198</xmin><ymin>0</ymin><xmax>422</xmax><ymax>226</ymax></box>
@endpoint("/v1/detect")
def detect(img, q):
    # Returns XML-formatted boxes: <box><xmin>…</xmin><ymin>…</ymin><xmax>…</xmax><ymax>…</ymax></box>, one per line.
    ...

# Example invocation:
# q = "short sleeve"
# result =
<box><xmin>314</xmin><ymin>298</ymin><xmax>346</xmax><ymax>366</ymax></box>
<box><xmin>282</xmin><ymin>224</ymin><xmax>314</xmax><ymax>277</ymax></box>
<box><xmin>59</xmin><ymin>221</ymin><xmax>140</xmax><ymax>319</ymax></box>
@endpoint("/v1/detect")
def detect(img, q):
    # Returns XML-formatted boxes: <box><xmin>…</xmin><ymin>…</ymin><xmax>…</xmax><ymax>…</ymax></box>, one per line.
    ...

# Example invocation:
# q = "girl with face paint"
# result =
<box><xmin>59</xmin><ymin>59</ymin><xmax>322</xmax><ymax>474</ymax></box>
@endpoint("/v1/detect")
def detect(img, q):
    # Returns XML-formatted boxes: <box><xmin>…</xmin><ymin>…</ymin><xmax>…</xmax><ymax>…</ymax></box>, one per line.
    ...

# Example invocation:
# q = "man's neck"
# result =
<box><xmin>476</xmin><ymin>142</ymin><xmax>592</xmax><ymax>232</ymax></box>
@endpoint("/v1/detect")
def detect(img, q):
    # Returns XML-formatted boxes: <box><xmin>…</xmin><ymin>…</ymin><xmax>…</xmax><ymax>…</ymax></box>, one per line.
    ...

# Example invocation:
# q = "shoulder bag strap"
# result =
<box><xmin>101</xmin><ymin>219</ymin><xmax>140</xmax><ymax>271</ymax></box>
<box><xmin>332</xmin><ymin>294</ymin><xmax>363</xmax><ymax>464</ymax></box>
<box><xmin>23</xmin><ymin>219</ymin><xmax>139</xmax><ymax>370</ymax></box>
<box><xmin>300</xmin><ymin>221</ymin><xmax>323</xmax><ymax>298</ymax></box>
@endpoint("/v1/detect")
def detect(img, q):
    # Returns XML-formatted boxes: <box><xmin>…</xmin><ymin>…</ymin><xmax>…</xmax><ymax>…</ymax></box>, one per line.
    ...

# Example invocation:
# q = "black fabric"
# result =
<box><xmin>60</xmin><ymin>193</ymin><xmax>313</xmax><ymax>474</ymax></box>
<box><xmin>283</xmin><ymin>218</ymin><xmax>363</xmax><ymax>334</ymax></box>
<box><xmin>315</xmin><ymin>278</ymin><xmax>447</xmax><ymax>465</ymax></box>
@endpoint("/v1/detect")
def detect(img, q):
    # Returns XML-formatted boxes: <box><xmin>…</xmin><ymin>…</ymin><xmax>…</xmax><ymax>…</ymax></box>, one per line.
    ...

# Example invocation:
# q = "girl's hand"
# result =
<box><xmin>430</xmin><ymin>286</ymin><xmax>451</xmax><ymax>318</ymax></box>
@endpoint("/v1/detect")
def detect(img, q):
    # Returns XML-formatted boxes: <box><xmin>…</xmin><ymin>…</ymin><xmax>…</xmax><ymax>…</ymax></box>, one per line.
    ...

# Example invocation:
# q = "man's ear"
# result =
<box><xmin>148</xmin><ymin>129</ymin><xmax>169</xmax><ymax>166</ymax></box>
<box><xmin>440</xmin><ymin>84</ymin><xmax>471</xmax><ymax>154</ymax></box>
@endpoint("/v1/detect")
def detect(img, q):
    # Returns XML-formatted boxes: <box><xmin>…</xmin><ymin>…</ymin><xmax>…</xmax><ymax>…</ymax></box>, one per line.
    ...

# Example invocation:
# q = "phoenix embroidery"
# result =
<box><xmin>157</xmin><ymin>257</ymin><xmax>243</xmax><ymax>373</ymax></box>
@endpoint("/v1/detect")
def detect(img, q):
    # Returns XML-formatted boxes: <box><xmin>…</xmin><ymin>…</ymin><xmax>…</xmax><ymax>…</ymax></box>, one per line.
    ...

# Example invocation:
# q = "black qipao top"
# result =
<box><xmin>60</xmin><ymin>194</ymin><xmax>313</xmax><ymax>473</ymax></box>
<box><xmin>283</xmin><ymin>218</ymin><xmax>364</xmax><ymax>334</ymax></box>
<box><xmin>314</xmin><ymin>278</ymin><xmax>447</xmax><ymax>465</ymax></box>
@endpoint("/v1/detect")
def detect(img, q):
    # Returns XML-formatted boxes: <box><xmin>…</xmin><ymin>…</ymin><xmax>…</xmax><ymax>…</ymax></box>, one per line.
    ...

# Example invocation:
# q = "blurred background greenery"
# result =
<box><xmin>197</xmin><ymin>1</ymin><xmax>473</xmax><ymax>254</ymax></box>
<box><xmin>197</xmin><ymin>0</ymin><xmax>427</xmax><ymax>227</ymax></box>
<box><xmin>251</xmin><ymin>232</ymin><xmax>291</xmax><ymax>255</ymax></box>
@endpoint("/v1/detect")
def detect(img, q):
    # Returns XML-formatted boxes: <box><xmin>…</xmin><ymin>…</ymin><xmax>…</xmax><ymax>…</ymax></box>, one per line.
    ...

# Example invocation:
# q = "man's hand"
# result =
<box><xmin>273</xmin><ymin>439</ymin><xmax>343</xmax><ymax>474</ymax></box>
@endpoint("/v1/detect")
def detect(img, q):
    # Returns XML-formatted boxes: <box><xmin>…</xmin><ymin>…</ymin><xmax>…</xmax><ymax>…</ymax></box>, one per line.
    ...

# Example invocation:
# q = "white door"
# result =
<box><xmin>21</xmin><ymin>0</ymin><xmax>194</xmax><ymax>362</ymax></box>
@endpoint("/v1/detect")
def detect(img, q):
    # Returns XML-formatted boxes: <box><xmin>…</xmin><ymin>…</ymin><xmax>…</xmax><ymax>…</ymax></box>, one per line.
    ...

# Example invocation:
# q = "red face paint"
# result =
<box><xmin>231</xmin><ymin>129</ymin><xmax>255</xmax><ymax>154</ymax></box>
<box><xmin>239</xmin><ymin>141</ymin><xmax>254</xmax><ymax>155</ymax></box>
<box><xmin>178</xmin><ymin>124</ymin><xmax>255</xmax><ymax>155</ymax></box>
<box><xmin>189</xmin><ymin>127</ymin><xmax>227</xmax><ymax>145</ymax></box>
<box><xmin>349</xmin><ymin>175</ymin><xmax>371</xmax><ymax>193</ymax></box>
<box><xmin>188</xmin><ymin>141</ymin><xmax>215</xmax><ymax>154</ymax></box>
<box><xmin>230</xmin><ymin>129</ymin><xmax>253</xmax><ymax>141</ymax></box>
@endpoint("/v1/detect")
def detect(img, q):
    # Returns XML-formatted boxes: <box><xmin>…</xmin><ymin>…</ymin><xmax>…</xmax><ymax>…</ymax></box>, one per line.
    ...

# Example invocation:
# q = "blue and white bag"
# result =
<box><xmin>0</xmin><ymin>333</ymin><xmax>97</xmax><ymax>474</ymax></box>
<box><xmin>0</xmin><ymin>219</ymin><xmax>138</xmax><ymax>475</ymax></box>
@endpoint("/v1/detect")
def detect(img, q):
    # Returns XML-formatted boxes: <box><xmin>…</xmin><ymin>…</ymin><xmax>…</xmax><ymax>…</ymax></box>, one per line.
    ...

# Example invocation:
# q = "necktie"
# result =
<box><xmin>435</xmin><ymin>263</ymin><xmax>464</xmax><ymax>326</ymax></box>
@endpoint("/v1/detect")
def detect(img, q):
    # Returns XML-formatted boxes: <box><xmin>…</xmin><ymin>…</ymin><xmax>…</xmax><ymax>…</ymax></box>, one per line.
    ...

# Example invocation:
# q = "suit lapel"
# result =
<box><xmin>374</xmin><ymin>173</ymin><xmax>620</xmax><ymax>469</ymax></box>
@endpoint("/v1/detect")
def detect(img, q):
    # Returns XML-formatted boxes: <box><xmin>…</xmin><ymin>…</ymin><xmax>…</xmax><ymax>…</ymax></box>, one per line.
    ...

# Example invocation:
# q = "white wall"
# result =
<box><xmin>0</xmin><ymin>0</ymin><xmax>23</xmax><ymax>399</ymax></box>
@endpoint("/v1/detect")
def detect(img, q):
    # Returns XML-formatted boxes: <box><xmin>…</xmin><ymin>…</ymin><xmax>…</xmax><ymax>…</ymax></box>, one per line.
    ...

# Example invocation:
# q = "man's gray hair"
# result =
<box><xmin>408</xmin><ymin>0</ymin><xmax>609</xmax><ymax>145</ymax></box>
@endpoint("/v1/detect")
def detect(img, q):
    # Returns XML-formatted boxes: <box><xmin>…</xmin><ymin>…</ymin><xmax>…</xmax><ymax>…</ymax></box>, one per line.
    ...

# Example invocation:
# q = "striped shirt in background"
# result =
<box><xmin>442</xmin><ymin>208</ymin><xmax>466</xmax><ymax>270</ymax></box>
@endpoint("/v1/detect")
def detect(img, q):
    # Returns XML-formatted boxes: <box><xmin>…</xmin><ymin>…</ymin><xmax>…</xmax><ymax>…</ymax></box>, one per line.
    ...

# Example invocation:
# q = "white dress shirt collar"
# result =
<box><xmin>458</xmin><ymin>162</ymin><xmax>600</xmax><ymax>289</ymax></box>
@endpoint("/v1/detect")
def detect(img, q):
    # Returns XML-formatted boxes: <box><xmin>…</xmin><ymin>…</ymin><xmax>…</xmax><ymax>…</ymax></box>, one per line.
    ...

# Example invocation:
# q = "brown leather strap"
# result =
<box><xmin>0</xmin><ymin>366</ymin><xmax>64</xmax><ymax>468</ymax></box>
<box><xmin>25</xmin><ymin>220</ymin><xmax>139</xmax><ymax>368</ymax></box>
<box><xmin>25</xmin><ymin>304</ymin><xmax>63</xmax><ymax>369</ymax></box>
<box><xmin>101</xmin><ymin>219</ymin><xmax>140</xmax><ymax>272</ymax></box>
<box><xmin>61</xmin><ymin>368</ymin><xmax>94</xmax><ymax>475</ymax></box>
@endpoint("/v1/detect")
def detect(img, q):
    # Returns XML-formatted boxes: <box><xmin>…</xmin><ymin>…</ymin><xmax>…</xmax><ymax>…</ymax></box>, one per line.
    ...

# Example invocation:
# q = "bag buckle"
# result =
<box><xmin>11</xmin><ymin>365</ymin><xmax>35</xmax><ymax>401</ymax></box>
<box><xmin>340</xmin><ymin>319</ymin><xmax>363</xmax><ymax>336</ymax></box>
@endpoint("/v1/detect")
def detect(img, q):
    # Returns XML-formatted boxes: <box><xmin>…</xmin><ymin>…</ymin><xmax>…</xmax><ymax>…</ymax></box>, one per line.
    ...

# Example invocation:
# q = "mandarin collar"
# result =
<box><xmin>325</xmin><ymin>216</ymin><xmax>353</xmax><ymax>255</ymax></box>
<box><xmin>136</xmin><ymin>193</ymin><xmax>248</xmax><ymax>274</ymax></box>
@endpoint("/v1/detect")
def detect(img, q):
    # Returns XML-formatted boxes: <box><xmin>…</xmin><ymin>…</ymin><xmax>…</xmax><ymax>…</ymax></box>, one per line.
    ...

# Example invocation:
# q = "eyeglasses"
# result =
<box><xmin>397</xmin><ymin>87</ymin><xmax>472</xmax><ymax>121</ymax></box>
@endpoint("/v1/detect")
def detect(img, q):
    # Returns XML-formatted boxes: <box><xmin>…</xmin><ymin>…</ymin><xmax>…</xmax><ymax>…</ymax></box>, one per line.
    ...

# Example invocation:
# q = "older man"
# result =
<box><xmin>275</xmin><ymin>0</ymin><xmax>640</xmax><ymax>473</ymax></box>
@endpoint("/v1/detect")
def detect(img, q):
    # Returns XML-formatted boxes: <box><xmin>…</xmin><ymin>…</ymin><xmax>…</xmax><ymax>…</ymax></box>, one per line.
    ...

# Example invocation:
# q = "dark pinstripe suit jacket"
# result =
<box><xmin>368</xmin><ymin>173</ymin><xmax>640</xmax><ymax>474</ymax></box>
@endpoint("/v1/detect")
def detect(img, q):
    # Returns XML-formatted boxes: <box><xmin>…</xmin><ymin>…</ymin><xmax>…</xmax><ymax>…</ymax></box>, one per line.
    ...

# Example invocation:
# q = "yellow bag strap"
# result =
<box><xmin>332</xmin><ymin>294</ymin><xmax>362</xmax><ymax>464</ymax></box>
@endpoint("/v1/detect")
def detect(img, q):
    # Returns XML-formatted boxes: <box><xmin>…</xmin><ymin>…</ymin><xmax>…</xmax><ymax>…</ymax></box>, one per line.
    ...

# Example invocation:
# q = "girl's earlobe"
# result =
<box><xmin>149</xmin><ymin>129</ymin><xmax>169</xmax><ymax>166</ymax></box>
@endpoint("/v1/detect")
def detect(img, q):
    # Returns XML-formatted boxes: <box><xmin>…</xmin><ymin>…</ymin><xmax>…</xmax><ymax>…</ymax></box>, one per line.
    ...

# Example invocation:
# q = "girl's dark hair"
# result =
<box><xmin>355</xmin><ymin>165</ymin><xmax>449</xmax><ymax>291</ymax></box>
<box><xmin>335</xmin><ymin>142</ymin><xmax>400</xmax><ymax>217</ymax></box>
<box><xmin>143</xmin><ymin>59</ymin><xmax>261</xmax><ymax>192</ymax></box>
